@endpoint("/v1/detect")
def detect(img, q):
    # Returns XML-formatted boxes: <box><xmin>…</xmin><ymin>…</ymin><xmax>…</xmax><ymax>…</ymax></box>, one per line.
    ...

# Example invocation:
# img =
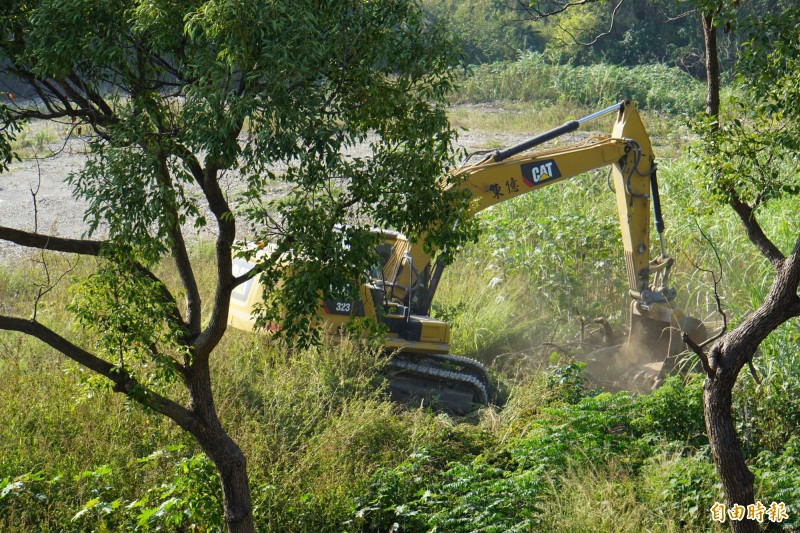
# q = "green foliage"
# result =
<box><xmin>352</xmin><ymin>450</ymin><xmax>545</xmax><ymax>532</ymax></box>
<box><xmin>2</xmin><ymin>453</ymin><xmax>223</xmax><ymax>531</ymax></box>
<box><xmin>5</xmin><ymin>43</ymin><xmax>800</xmax><ymax>531</ymax></box>
<box><xmin>422</xmin><ymin>0</ymin><xmax>541</xmax><ymax>64</ymax></box>
<box><xmin>639</xmin><ymin>448</ymin><xmax>722</xmax><ymax>530</ymax></box>
<box><xmin>537</xmin><ymin>463</ymin><xmax>675</xmax><ymax>533</ymax></box>
<box><xmin>424</xmin><ymin>0</ymin><xmax>779</xmax><ymax>76</ymax></box>
<box><xmin>545</xmin><ymin>361</ymin><xmax>588</xmax><ymax>405</ymax></box>
<box><xmin>452</xmin><ymin>169</ymin><xmax>628</xmax><ymax>333</ymax></box>
<box><xmin>68</xmin><ymin>464</ymin><xmax>127</xmax><ymax>530</ymax></box>
<box><xmin>694</xmin><ymin>4</ymin><xmax>800</xmax><ymax>209</ymax></box>
<box><xmin>68</xmin><ymin>136</ymin><xmax>206</xmax><ymax>264</ymax></box>
<box><xmin>733</xmin><ymin>323</ymin><xmax>800</xmax><ymax>456</ymax></box>
<box><xmin>535</xmin><ymin>0</ymin><xmax>707</xmax><ymax>71</ymax></box>
<box><xmin>630</xmin><ymin>375</ymin><xmax>707</xmax><ymax>448</ymax></box>
<box><xmin>1</xmin><ymin>3</ymin><xmax>475</xmax><ymax>527</ymax></box>
<box><xmin>3</xmin><ymin>273</ymin><xmax>799</xmax><ymax>532</ymax></box>
<box><xmin>352</xmin><ymin>374</ymin><xmax>726</xmax><ymax>532</ymax></box>
<box><xmin>68</xmin><ymin>258</ymin><xmax>188</xmax><ymax>386</ymax></box>
<box><xmin>135</xmin><ymin>452</ymin><xmax>223</xmax><ymax>531</ymax></box>
<box><xmin>512</xmin><ymin>392</ymin><xmax>642</xmax><ymax>472</ymax></box>
<box><xmin>0</xmin><ymin>471</ymin><xmax>53</xmax><ymax>530</ymax></box>
<box><xmin>752</xmin><ymin>436</ymin><xmax>800</xmax><ymax>529</ymax></box>
<box><xmin>2</xmin><ymin>0</ymin><xmax>475</xmax><ymax>348</ymax></box>
<box><xmin>0</xmin><ymin>104</ymin><xmax>21</xmax><ymax>171</ymax></box>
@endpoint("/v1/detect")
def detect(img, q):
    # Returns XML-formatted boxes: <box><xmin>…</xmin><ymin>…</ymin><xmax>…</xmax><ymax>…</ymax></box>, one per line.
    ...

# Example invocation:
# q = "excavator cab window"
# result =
<box><xmin>370</xmin><ymin>242</ymin><xmax>394</xmax><ymax>279</ymax></box>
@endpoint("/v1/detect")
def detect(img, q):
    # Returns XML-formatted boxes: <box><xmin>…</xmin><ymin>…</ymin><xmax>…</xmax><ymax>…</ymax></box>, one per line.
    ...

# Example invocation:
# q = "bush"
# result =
<box><xmin>631</xmin><ymin>375</ymin><xmax>707</xmax><ymax>448</ymax></box>
<box><xmin>752</xmin><ymin>436</ymin><xmax>800</xmax><ymax>529</ymax></box>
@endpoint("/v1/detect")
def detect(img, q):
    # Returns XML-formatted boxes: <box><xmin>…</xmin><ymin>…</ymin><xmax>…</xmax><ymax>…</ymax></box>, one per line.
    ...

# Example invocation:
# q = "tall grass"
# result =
<box><xmin>455</xmin><ymin>52</ymin><xmax>710</xmax><ymax>116</ymax></box>
<box><xmin>435</xmin><ymin>169</ymin><xmax>630</xmax><ymax>363</ymax></box>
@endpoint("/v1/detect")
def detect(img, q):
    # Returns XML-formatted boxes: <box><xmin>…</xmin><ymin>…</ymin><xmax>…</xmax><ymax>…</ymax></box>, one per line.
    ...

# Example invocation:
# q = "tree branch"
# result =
<box><xmin>156</xmin><ymin>153</ymin><xmax>202</xmax><ymax>336</ymax></box>
<box><xmin>0</xmin><ymin>225</ymin><xmax>104</xmax><ymax>255</ymax></box>
<box><xmin>193</xmin><ymin>166</ymin><xmax>236</xmax><ymax>360</ymax></box>
<box><xmin>786</xmin><ymin>235</ymin><xmax>800</xmax><ymax>280</ymax></box>
<box><xmin>730</xmin><ymin>198</ymin><xmax>784</xmax><ymax>266</ymax></box>
<box><xmin>683</xmin><ymin>223</ymin><xmax>728</xmax><ymax>347</ymax></box>
<box><xmin>0</xmin><ymin>226</ymin><xmax>191</xmax><ymax>337</ymax></box>
<box><xmin>513</xmin><ymin>0</ymin><xmax>603</xmax><ymax>21</ymax></box>
<box><xmin>559</xmin><ymin>0</ymin><xmax>625</xmax><ymax>46</ymax></box>
<box><xmin>684</xmin><ymin>332</ymin><xmax>715</xmax><ymax>378</ymax></box>
<box><xmin>0</xmin><ymin>315</ymin><xmax>199</xmax><ymax>433</ymax></box>
<box><xmin>190</xmin><ymin>113</ymin><xmax>246</xmax><ymax>359</ymax></box>
<box><xmin>747</xmin><ymin>358</ymin><xmax>761</xmax><ymax>385</ymax></box>
<box><xmin>231</xmin><ymin>236</ymin><xmax>295</xmax><ymax>288</ymax></box>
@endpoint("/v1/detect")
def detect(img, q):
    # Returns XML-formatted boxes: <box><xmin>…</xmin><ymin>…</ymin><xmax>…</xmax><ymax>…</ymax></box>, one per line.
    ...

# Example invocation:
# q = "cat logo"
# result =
<box><xmin>521</xmin><ymin>159</ymin><xmax>562</xmax><ymax>187</ymax></box>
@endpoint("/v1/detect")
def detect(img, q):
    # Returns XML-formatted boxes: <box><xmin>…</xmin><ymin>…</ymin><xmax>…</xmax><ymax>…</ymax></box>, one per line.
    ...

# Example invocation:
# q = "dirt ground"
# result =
<box><xmin>0</xmin><ymin>109</ymin><xmax>541</xmax><ymax>264</ymax></box>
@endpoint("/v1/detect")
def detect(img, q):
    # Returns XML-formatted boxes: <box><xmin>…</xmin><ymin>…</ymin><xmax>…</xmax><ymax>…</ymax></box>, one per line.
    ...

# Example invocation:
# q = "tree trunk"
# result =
<box><xmin>703</xmin><ymin>248</ymin><xmax>800</xmax><ymax>533</ymax></box>
<box><xmin>699</xmin><ymin>12</ymin><xmax>757</xmax><ymax>528</ymax></box>
<box><xmin>703</xmin><ymin>346</ymin><xmax>759</xmax><ymax>533</ymax></box>
<box><xmin>702</xmin><ymin>12</ymin><xmax>721</xmax><ymax>117</ymax></box>
<box><xmin>185</xmin><ymin>361</ymin><xmax>255</xmax><ymax>533</ymax></box>
<box><xmin>202</xmin><ymin>431</ymin><xmax>254</xmax><ymax>533</ymax></box>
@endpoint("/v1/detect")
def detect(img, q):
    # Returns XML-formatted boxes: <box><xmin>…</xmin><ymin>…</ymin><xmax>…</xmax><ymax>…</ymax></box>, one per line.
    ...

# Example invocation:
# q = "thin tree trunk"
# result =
<box><xmin>702</xmin><ymin>12</ymin><xmax>721</xmax><ymax>117</ymax></box>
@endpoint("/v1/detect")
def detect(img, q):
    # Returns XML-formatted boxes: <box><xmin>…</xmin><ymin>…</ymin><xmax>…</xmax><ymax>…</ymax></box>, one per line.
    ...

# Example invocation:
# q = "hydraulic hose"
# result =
<box><xmin>492</xmin><ymin>102</ymin><xmax>624</xmax><ymax>162</ymax></box>
<box><xmin>649</xmin><ymin>166</ymin><xmax>666</xmax><ymax>256</ymax></box>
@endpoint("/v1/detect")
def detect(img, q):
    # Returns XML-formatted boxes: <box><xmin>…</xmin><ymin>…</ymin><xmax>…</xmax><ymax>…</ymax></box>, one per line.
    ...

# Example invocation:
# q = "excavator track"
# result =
<box><xmin>385</xmin><ymin>353</ymin><xmax>490</xmax><ymax>413</ymax></box>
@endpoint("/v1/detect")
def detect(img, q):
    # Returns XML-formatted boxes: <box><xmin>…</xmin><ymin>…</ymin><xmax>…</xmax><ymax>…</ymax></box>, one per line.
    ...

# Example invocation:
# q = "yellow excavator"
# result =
<box><xmin>228</xmin><ymin>100</ymin><xmax>707</xmax><ymax>412</ymax></box>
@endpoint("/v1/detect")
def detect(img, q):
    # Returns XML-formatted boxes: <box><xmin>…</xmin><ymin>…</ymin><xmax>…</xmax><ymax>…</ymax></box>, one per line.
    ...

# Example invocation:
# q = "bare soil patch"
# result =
<box><xmin>0</xmin><ymin>114</ymin><xmax>560</xmax><ymax>263</ymax></box>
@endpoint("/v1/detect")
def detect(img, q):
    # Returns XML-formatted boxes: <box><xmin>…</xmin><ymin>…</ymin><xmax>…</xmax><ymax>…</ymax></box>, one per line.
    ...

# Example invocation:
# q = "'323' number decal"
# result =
<box><xmin>324</xmin><ymin>299</ymin><xmax>362</xmax><ymax>316</ymax></box>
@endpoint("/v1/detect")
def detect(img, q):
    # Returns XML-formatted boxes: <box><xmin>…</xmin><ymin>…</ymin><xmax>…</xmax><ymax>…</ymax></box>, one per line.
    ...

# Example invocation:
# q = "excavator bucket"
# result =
<box><xmin>586</xmin><ymin>302</ymin><xmax>707</xmax><ymax>392</ymax></box>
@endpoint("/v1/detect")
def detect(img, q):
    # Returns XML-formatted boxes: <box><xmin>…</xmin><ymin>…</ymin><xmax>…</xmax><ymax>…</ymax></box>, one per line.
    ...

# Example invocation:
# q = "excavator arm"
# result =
<box><xmin>380</xmin><ymin>100</ymin><xmax>706</xmax><ymax>390</ymax></box>
<box><xmin>388</xmin><ymin>101</ymin><xmax>668</xmax><ymax>315</ymax></box>
<box><xmin>454</xmin><ymin>101</ymin><xmax>659</xmax><ymax>299</ymax></box>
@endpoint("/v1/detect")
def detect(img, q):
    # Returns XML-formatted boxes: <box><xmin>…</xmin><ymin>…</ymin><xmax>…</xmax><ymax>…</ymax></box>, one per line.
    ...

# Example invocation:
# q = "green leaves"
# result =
<box><xmin>694</xmin><ymin>3</ymin><xmax>800</xmax><ymax>209</ymax></box>
<box><xmin>3</xmin><ymin>0</ymin><xmax>470</xmax><ymax>346</ymax></box>
<box><xmin>68</xmin><ymin>257</ymin><xmax>188</xmax><ymax>385</ymax></box>
<box><xmin>136</xmin><ymin>453</ymin><xmax>223</xmax><ymax>530</ymax></box>
<box><xmin>209</xmin><ymin>0</ymin><xmax>470</xmax><ymax>342</ymax></box>
<box><xmin>352</xmin><ymin>450</ymin><xmax>545</xmax><ymax>532</ymax></box>
<box><xmin>0</xmin><ymin>105</ymin><xmax>21</xmax><ymax>173</ymax></box>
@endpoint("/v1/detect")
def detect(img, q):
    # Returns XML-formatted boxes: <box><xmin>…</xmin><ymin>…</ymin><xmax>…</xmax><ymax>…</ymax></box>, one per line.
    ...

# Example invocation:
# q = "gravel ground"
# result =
<box><xmin>0</xmin><ymin>106</ymin><xmax>563</xmax><ymax>264</ymax></box>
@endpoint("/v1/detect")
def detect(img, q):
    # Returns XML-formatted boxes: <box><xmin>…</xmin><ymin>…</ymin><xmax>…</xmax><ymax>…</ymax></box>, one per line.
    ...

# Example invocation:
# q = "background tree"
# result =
<box><xmin>497</xmin><ymin>0</ymin><xmax>787</xmax><ymax>72</ymax></box>
<box><xmin>0</xmin><ymin>1</ymin><xmax>470</xmax><ymax>530</ymax></box>
<box><xmin>422</xmin><ymin>0</ymin><xmax>543</xmax><ymax>64</ymax></box>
